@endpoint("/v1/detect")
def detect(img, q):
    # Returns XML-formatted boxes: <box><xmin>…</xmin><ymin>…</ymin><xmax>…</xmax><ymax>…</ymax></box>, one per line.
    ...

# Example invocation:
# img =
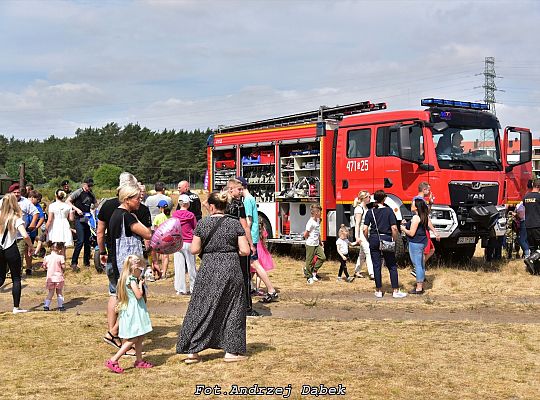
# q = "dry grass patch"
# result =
<box><xmin>1</xmin><ymin>312</ymin><xmax>539</xmax><ymax>400</ymax></box>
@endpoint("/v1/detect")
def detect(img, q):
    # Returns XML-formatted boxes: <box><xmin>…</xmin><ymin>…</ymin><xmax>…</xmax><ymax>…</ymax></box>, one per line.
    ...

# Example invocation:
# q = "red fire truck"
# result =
<box><xmin>207</xmin><ymin>98</ymin><xmax>532</xmax><ymax>262</ymax></box>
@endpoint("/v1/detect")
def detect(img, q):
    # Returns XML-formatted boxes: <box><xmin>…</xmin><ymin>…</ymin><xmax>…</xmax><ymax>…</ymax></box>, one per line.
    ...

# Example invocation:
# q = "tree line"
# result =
<box><xmin>0</xmin><ymin>123</ymin><xmax>210</xmax><ymax>188</ymax></box>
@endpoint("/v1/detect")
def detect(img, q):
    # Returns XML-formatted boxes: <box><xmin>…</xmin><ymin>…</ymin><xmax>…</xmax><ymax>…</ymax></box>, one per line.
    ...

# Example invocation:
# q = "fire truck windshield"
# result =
<box><xmin>433</xmin><ymin>127</ymin><xmax>501</xmax><ymax>171</ymax></box>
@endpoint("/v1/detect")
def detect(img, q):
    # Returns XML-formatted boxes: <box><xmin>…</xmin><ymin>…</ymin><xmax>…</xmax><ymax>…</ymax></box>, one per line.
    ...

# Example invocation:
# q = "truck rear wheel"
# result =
<box><xmin>259</xmin><ymin>214</ymin><xmax>275</xmax><ymax>253</ymax></box>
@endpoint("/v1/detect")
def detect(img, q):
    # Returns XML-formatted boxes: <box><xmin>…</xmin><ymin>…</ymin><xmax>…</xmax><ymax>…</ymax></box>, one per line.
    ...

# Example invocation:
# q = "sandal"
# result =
<box><xmin>184</xmin><ymin>354</ymin><xmax>201</xmax><ymax>364</ymax></box>
<box><xmin>260</xmin><ymin>292</ymin><xmax>279</xmax><ymax>303</ymax></box>
<box><xmin>103</xmin><ymin>331</ymin><xmax>121</xmax><ymax>349</ymax></box>
<box><xmin>105</xmin><ymin>359</ymin><xmax>124</xmax><ymax>374</ymax></box>
<box><xmin>134</xmin><ymin>360</ymin><xmax>154</xmax><ymax>369</ymax></box>
<box><xmin>224</xmin><ymin>353</ymin><xmax>248</xmax><ymax>363</ymax></box>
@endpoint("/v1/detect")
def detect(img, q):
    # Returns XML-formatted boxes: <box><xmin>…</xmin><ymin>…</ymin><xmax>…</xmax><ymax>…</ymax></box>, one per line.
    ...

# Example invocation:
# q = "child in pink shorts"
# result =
<box><xmin>43</xmin><ymin>242</ymin><xmax>66</xmax><ymax>311</ymax></box>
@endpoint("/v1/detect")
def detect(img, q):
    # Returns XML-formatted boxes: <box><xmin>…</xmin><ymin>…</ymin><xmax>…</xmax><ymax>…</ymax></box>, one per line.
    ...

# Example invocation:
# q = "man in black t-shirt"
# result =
<box><xmin>67</xmin><ymin>177</ymin><xmax>98</xmax><ymax>271</ymax></box>
<box><xmin>178</xmin><ymin>180</ymin><xmax>202</xmax><ymax>221</ymax></box>
<box><xmin>523</xmin><ymin>179</ymin><xmax>540</xmax><ymax>274</ymax></box>
<box><xmin>226</xmin><ymin>178</ymin><xmax>259</xmax><ymax>317</ymax></box>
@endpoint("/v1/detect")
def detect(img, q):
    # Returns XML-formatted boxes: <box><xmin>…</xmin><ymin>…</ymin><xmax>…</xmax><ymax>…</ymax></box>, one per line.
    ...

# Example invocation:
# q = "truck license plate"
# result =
<box><xmin>457</xmin><ymin>237</ymin><xmax>475</xmax><ymax>244</ymax></box>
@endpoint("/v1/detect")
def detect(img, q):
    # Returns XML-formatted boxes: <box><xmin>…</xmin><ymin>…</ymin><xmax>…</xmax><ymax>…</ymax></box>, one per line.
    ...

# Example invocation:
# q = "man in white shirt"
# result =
<box><xmin>145</xmin><ymin>182</ymin><xmax>172</xmax><ymax>222</ymax></box>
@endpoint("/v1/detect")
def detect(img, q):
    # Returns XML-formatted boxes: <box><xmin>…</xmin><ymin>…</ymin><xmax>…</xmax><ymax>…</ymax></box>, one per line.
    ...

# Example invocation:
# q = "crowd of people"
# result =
<box><xmin>2</xmin><ymin>173</ymin><xmax>540</xmax><ymax>373</ymax></box>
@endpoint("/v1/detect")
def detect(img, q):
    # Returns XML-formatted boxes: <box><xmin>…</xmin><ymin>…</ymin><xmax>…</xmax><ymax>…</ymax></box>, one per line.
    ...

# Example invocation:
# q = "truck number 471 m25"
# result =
<box><xmin>346</xmin><ymin>160</ymin><xmax>369</xmax><ymax>172</ymax></box>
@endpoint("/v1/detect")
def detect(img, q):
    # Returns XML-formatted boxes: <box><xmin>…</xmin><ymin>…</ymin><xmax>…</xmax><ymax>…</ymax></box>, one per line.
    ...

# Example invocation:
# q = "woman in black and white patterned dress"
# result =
<box><xmin>177</xmin><ymin>191</ymin><xmax>250</xmax><ymax>363</ymax></box>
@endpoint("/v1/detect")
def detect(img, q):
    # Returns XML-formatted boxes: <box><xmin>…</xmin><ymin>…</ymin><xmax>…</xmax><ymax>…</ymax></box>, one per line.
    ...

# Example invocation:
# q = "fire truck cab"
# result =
<box><xmin>207</xmin><ymin>98</ymin><xmax>532</xmax><ymax>262</ymax></box>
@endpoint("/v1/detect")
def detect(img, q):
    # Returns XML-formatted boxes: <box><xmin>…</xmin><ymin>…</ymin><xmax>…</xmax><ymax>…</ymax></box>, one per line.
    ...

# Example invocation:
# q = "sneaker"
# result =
<box><xmin>410</xmin><ymin>270</ymin><xmax>417</xmax><ymax>278</ymax></box>
<box><xmin>336</xmin><ymin>277</ymin><xmax>343</xmax><ymax>282</ymax></box>
<box><xmin>246</xmin><ymin>309</ymin><xmax>261</xmax><ymax>317</ymax></box>
<box><xmin>307</xmin><ymin>278</ymin><xmax>314</xmax><ymax>285</ymax></box>
<box><xmin>260</xmin><ymin>292</ymin><xmax>278</xmax><ymax>303</ymax></box>
<box><xmin>392</xmin><ymin>290</ymin><xmax>407</xmax><ymax>299</ymax></box>
<box><xmin>71</xmin><ymin>264</ymin><xmax>80</xmax><ymax>272</ymax></box>
<box><xmin>346</xmin><ymin>277</ymin><xmax>355</xmax><ymax>283</ymax></box>
<box><xmin>12</xmin><ymin>307</ymin><xmax>28</xmax><ymax>314</ymax></box>
<box><xmin>312</xmin><ymin>275</ymin><xmax>319</xmax><ymax>282</ymax></box>
<box><xmin>43</xmin><ymin>306</ymin><xmax>50</xmax><ymax>311</ymax></box>
<box><xmin>369</xmin><ymin>274</ymin><xmax>375</xmax><ymax>280</ymax></box>
<box><xmin>58</xmin><ymin>306</ymin><xmax>66</xmax><ymax>312</ymax></box>
<box><xmin>374</xmin><ymin>291</ymin><xmax>383</xmax><ymax>298</ymax></box>
<box><xmin>408</xmin><ymin>288</ymin><xmax>424</xmax><ymax>295</ymax></box>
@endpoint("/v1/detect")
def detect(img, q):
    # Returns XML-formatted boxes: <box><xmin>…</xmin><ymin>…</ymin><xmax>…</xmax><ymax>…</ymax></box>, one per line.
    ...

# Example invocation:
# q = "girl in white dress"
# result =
<box><xmin>46</xmin><ymin>190</ymin><xmax>74</xmax><ymax>247</ymax></box>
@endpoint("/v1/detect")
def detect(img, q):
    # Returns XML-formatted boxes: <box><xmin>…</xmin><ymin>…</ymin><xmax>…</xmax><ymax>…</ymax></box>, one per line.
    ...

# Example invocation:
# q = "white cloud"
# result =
<box><xmin>0</xmin><ymin>0</ymin><xmax>538</xmax><ymax>138</ymax></box>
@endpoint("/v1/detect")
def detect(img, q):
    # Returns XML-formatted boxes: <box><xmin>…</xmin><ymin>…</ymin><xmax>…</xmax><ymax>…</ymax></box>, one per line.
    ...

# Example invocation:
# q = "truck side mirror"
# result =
<box><xmin>397</xmin><ymin>125</ymin><xmax>414</xmax><ymax>162</ymax></box>
<box><xmin>519</xmin><ymin>129</ymin><xmax>532</xmax><ymax>165</ymax></box>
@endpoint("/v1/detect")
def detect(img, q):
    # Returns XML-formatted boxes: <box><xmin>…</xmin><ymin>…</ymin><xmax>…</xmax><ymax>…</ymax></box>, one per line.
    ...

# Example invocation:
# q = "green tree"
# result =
<box><xmin>5</xmin><ymin>155</ymin><xmax>45</xmax><ymax>184</ymax></box>
<box><xmin>93</xmin><ymin>164</ymin><xmax>123</xmax><ymax>188</ymax></box>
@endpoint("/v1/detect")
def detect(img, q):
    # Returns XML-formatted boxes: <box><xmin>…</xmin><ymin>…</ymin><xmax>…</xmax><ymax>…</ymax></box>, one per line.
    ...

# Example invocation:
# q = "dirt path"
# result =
<box><xmin>2</xmin><ymin>283</ymin><xmax>540</xmax><ymax>324</ymax></box>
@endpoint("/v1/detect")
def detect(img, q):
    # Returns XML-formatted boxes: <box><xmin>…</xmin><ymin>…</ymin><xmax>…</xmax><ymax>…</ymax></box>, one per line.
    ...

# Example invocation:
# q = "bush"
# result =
<box><xmin>94</xmin><ymin>164</ymin><xmax>123</xmax><ymax>189</ymax></box>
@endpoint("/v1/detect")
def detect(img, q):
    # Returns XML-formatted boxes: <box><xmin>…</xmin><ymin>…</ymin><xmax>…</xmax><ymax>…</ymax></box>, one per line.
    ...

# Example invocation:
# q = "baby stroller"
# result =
<box><xmin>83</xmin><ymin>209</ymin><xmax>103</xmax><ymax>273</ymax></box>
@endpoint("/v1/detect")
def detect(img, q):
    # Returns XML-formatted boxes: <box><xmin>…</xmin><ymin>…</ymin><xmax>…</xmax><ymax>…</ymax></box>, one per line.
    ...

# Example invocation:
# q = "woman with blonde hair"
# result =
<box><xmin>0</xmin><ymin>194</ymin><xmax>35</xmax><ymax>313</ymax></box>
<box><xmin>353</xmin><ymin>190</ymin><xmax>374</xmax><ymax>279</ymax></box>
<box><xmin>109</xmin><ymin>184</ymin><xmax>152</xmax><ymax>284</ymax></box>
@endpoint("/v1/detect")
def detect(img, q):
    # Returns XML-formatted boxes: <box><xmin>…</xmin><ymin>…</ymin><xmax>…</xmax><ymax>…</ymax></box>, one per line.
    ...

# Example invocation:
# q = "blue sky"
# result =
<box><xmin>0</xmin><ymin>0</ymin><xmax>539</xmax><ymax>140</ymax></box>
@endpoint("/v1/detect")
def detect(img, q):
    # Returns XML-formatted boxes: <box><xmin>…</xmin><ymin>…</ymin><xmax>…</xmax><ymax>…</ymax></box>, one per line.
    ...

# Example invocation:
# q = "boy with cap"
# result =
<box><xmin>152</xmin><ymin>199</ymin><xmax>171</xmax><ymax>279</ymax></box>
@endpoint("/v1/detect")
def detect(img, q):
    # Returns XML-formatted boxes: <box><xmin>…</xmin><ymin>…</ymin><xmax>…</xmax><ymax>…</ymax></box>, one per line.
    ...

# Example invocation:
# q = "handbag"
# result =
<box><xmin>371</xmin><ymin>209</ymin><xmax>396</xmax><ymax>253</ymax></box>
<box><xmin>115</xmin><ymin>213</ymin><xmax>144</xmax><ymax>276</ymax></box>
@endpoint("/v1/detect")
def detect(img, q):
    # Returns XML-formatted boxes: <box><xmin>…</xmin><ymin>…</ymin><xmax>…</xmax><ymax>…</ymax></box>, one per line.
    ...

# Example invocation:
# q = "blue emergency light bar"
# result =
<box><xmin>421</xmin><ymin>98</ymin><xmax>490</xmax><ymax>111</ymax></box>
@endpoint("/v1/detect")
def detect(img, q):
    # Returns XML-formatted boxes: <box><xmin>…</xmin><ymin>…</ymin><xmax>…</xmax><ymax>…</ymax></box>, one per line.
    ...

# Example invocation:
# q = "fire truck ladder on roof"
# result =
<box><xmin>217</xmin><ymin>101</ymin><xmax>387</xmax><ymax>134</ymax></box>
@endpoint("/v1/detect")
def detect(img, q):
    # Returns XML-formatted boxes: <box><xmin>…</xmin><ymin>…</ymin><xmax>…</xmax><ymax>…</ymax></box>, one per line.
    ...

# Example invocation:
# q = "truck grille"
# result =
<box><xmin>448</xmin><ymin>181</ymin><xmax>499</xmax><ymax>208</ymax></box>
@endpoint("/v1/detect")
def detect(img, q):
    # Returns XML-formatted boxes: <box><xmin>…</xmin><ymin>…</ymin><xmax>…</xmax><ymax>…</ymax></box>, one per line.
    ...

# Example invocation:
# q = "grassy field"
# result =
<box><xmin>1</xmin><ymin>247</ymin><xmax>540</xmax><ymax>399</ymax></box>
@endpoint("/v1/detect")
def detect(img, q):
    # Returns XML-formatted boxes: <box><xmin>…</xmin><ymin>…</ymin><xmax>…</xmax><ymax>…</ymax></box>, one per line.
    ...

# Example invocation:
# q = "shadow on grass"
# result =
<box><xmin>0</xmin><ymin>282</ymin><xmax>28</xmax><ymax>293</ymax></box>
<box><xmin>27</xmin><ymin>296</ymin><xmax>88</xmax><ymax>312</ymax></box>
<box><xmin>427</xmin><ymin>255</ymin><xmax>506</xmax><ymax>273</ymax></box>
<box><xmin>145</xmin><ymin>323</ymin><xmax>274</xmax><ymax>365</ymax></box>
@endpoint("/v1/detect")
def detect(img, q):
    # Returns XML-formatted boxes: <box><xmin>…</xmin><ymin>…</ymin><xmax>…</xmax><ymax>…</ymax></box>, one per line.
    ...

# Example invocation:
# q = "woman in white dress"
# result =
<box><xmin>353</xmin><ymin>190</ymin><xmax>374</xmax><ymax>279</ymax></box>
<box><xmin>46</xmin><ymin>189</ymin><xmax>74</xmax><ymax>247</ymax></box>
